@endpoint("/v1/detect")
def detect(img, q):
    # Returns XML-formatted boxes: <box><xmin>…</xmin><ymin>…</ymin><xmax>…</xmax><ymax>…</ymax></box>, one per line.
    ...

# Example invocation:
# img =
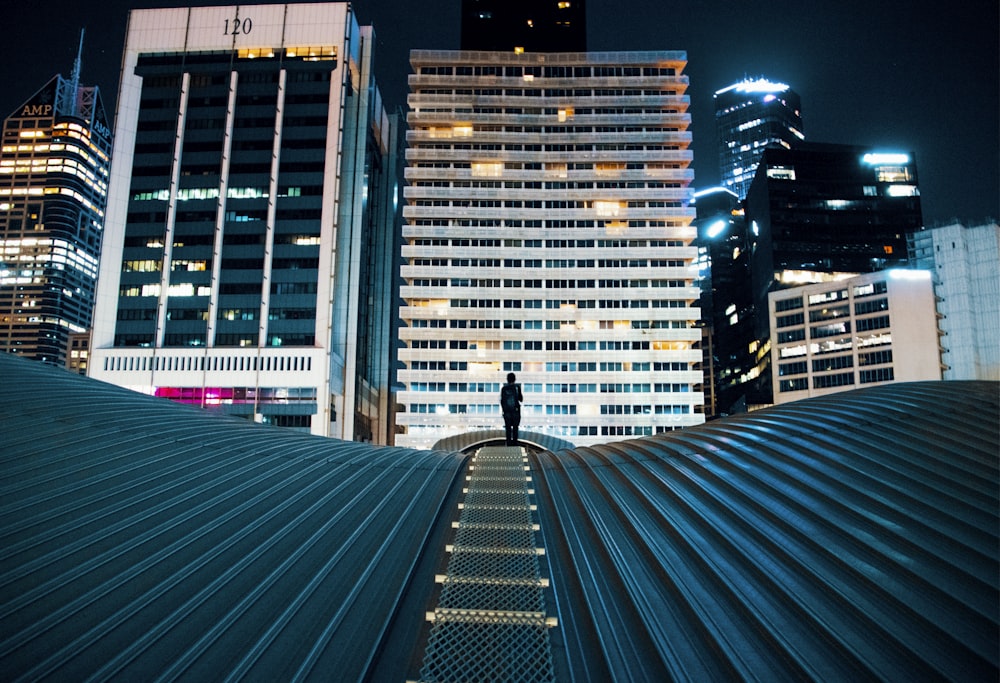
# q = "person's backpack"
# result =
<box><xmin>501</xmin><ymin>384</ymin><xmax>519</xmax><ymax>412</ymax></box>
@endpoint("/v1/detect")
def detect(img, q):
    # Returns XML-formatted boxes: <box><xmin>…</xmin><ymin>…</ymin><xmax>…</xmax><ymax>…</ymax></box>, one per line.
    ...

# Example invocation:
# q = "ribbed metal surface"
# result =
<box><xmin>432</xmin><ymin>429</ymin><xmax>576</xmax><ymax>455</ymax></box>
<box><xmin>420</xmin><ymin>447</ymin><xmax>556</xmax><ymax>683</ymax></box>
<box><xmin>0</xmin><ymin>353</ymin><xmax>996</xmax><ymax>681</ymax></box>
<box><xmin>534</xmin><ymin>380</ymin><xmax>999</xmax><ymax>681</ymax></box>
<box><xmin>0</xmin><ymin>353</ymin><xmax>465</xmax><ymax>682</ymax></box>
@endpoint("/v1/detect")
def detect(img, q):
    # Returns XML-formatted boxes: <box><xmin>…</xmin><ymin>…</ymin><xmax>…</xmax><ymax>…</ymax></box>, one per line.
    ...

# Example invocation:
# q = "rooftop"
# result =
<box><xmin>0</xmin><ymin>352</ymin><xmax>996</xmax><ymax>680</ymax></box>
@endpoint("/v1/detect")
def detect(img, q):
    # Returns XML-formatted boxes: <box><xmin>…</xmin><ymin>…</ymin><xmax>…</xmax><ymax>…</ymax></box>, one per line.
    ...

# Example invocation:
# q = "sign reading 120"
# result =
<box><xmin>224</xmin><ymin>15</ymin><xmax>252</xmax><ymax>35</ymax></box>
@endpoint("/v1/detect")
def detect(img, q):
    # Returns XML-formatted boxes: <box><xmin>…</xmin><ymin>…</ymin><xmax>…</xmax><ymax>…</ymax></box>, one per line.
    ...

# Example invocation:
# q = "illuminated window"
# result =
<box><xmin>237</xmin><ymin>47</ymin><xmax>277</xmax><ymax>59</ymax></box>
<box><xmin>874</xmin><ymin>165</ymin><xmax>911</xmax><ymax>183</ymax></box>
<box><xmin>452</xmin><ymin>124</ymin><xmax>474</xmax><ymax>137</ymax></box>
<box><xmin>594</xmin><ymin>200</ymin><xmax>625</xmax><ymax>217</ymax></box>
<box><xmin>545</xmin><ymin>163</ymin><xmax>568</xmax><ymax>178</ymax></box>
<box><xmin>471</xmin><ymin>162</ymin><xmax>503</xmax><ymax>177</ymax></box>
<box><xmin>595</xmin><ymin>162</ymin><xmax>625</xmax><ymax>177</ymax></box>
<box><xmin>285</xmin><ymin>45</ymin><xmax>337</xmax><ymax>62</ymax></box>
<box><xmin>767</xmin><ymin>165</ymin><xmax>796</xmax><ymax>180</ymax></box>
<box><xmin>886</xmin><ymin>185</ymin><xmax>917</xmax><ymax>197</ymax></box>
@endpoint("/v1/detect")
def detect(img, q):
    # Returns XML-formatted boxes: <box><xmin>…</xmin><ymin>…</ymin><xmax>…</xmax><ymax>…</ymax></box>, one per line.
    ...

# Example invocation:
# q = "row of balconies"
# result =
<box><xmin>400</xmin><ymin>244</ymin><xmax>699</xmax><ymax>257</ymax></box>
<box><xmin>405</xmin><ymin>148</ymin><xmax>694</xmax><ymax>163</ymax></box>
<box><xmin>407</xmin><ymin>107</ymin><xmax>691</xmax><ymax>125</ymax></box>
<box><xmin>399</xmin><ymin>225</ymin><xmax>698</xmax><ymax>242</ymax></box>
<box><xmin>401</xmin><ymin>209</ymin><xmax>693</xmax><ymax>224</ymax></box>
<box><xmin>402</xmin><ymin>187</ymin><xmax>690</xmax><ymax>202</ymax></box>
<box><xmin>407</xmin><ymin>94</ymin><xmax>690</xmax><ymax>109</ymax></box>
<box><xmin>408</xmin><ymin>48</ymin><xmax>688</xmax><ymax>66</ymax></box>
<box><xmin>403</xmin><ymin>167</ymin><xmax>695</xmax><ymax>182</ymax></box>
<box><xmin>406</xmin><ymin>130</ymin><xmax>692</xmax><ymax>145</ymax></box>
<box><xmin>399</xmin><ymin>263</ymin><xmax>695</xmax><ymax>279</ymax></box>
<box><xmin>399</xmin><ymin>306</ymin><xmax>701</xmax><ymax>324</ymax></box>
<box><xmin>406</xmin><ymin>113</ymin><xmax>691</xmax><ymax>128</ymax></box>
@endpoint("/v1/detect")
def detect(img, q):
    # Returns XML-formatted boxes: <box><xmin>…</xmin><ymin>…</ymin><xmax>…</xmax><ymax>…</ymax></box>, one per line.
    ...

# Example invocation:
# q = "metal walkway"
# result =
<box><xmin>418</xmin><ymin>446</ymin><xmax>557</xmax><ymax>683</ymax></box>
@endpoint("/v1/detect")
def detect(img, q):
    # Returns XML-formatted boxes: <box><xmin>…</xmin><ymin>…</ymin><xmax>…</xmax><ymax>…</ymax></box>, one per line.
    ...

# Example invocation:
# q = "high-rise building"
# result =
<box><xmin>714</xmin><ymin>77</ymin><xmax>803</xmax><ymax>200</ymax></box>
<box><xmin>908</xmin><ymin>221</ymin><xmax>1000</xmax><ymax>381</ymax></box>
<box><xmin>0</xmin><ymin>39</ymin><xmax>111</xmax><ymax>367</ymax></box>
<box><xmin>769</xmin><ymin>269</ymin><xmax>942</xmax><ymax>404</ymax></box>
<box><xmin>692</xmin><ymin>186</ymin><xmax>754</xmax><ymax>417</ymax></box>
<box><xmin>396</xmin><ymin>49</ymin><xmax>704</xmax><ymax>449</ymax></box>
<box><xmin>737</xmin><ymin>142</ymin><xmax>925</xmax><ymax>405</ymax></box>
<box><xmin>88</xmin><ymin>3</ymin><xmax>401</xmax><ymax>441</ymax></box>
<box><xmin>460</xmin><ymin>0</ymin><xmax>587</xmax><ymax>52</ymax></box>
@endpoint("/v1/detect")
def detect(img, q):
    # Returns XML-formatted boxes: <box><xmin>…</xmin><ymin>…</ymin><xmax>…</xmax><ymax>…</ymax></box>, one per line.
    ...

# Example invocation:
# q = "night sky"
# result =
<box><xmin>3</xmin><ymin>0</ymin><xmax>996</xmax><ymax>225</ymax></box>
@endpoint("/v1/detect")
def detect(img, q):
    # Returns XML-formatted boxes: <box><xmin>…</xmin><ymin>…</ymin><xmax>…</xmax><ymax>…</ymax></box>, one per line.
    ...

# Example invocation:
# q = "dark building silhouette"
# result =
<box><xmin>694</xmin><ymin>187</ymin><xmax>756</xmax><ymax>416</ymax></box>
<box><xmin>460</xmin><ymin>0</ymin><xmax>587</xmax><ymax>52</ymax></box>
<box><xmin>739</xmin><ymin>141</ymin><xmax>924</xmax><ymax>404</ymax></box>
<box><xmin>0</xmin><ymin>36</ymin><xmax>111</xmax><ymax>368</ymax></box>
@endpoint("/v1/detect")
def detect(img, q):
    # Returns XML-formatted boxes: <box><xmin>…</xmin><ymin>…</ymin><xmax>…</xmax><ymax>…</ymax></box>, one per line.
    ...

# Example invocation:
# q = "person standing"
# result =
<box><xmin>499</xmin><ymin>372</ymin><xmax>523</xmax><ymax>446</ymax></box>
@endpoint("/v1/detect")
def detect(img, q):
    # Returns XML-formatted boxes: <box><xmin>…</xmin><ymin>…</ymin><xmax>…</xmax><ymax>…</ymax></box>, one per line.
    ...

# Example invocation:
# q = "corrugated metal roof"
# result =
<box><xmin>534</xmin><ymin>381</ymin><xmax>999</xmax><ymax>681</ymax></box>
<box><xmin>432</xmin><ymin>429</ymin><xmax>576</xmax><ymax>454</ymax></box>
<box><xmin>0</xmin><ymin>352</ymin><xmax>996</xmax><ymax>681</ymax></box>
<box><xmin>0</xmin><ymin>354</ymin><xmax>466</xmax><ymax>681</ymax></box>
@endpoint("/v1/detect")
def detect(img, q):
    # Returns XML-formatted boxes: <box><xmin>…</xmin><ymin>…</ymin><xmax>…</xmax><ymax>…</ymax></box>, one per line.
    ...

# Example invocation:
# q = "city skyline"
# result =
<box><xmin>0</xmin><ymin>0</ymin><xmax>996</xmax><ymax>226</ymax></box>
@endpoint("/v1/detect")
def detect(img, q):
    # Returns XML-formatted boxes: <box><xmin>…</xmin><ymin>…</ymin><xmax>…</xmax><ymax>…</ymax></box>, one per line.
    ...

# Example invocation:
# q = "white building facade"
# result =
<box><xmin>88</xmin><ymin>3</ymin><xmax>400</xmax><ymax>440</ymax></box>
<box><xmin>396</xmin><ymin>50</ymin><xmax>705</xmax><ymax>449</ymax></box>
<box><xmin>770</xmin><ymin>269</ymin><xmax>943</xmax><ymax>404</ymax></box>
<box><xmin>908</xmin><ymin>221</ymin><xmax>1000</xmax><ymax>381</ymax></box>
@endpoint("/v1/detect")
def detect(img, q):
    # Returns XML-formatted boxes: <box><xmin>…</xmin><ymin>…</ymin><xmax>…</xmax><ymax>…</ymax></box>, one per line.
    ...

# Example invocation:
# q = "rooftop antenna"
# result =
<box><xmin>69</xmin><ymin>29</ymin><xmax>84</xmax><ymax>117</ymax></box>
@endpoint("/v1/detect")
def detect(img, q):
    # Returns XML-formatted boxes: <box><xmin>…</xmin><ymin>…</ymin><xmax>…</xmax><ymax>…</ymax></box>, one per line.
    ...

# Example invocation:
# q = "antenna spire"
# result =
<box><xmin>69</xmin><ymin>29</ymin><xmax>84</xmax><ymax>116</ymax></box>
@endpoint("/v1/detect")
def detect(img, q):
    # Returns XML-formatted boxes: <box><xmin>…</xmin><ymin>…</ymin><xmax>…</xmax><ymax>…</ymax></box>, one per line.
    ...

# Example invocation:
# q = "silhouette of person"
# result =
<box><xmin>499</xmin><ymin>372</ymin><xmax>523</xmax><ymax>446</ymax></box>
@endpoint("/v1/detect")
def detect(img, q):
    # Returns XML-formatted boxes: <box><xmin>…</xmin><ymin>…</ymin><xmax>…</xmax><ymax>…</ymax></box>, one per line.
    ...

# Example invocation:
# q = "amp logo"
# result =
<box><xmin>20</xmin><ymin>104</ymin><xmax>53</xmax><ymax>117</ymax></box>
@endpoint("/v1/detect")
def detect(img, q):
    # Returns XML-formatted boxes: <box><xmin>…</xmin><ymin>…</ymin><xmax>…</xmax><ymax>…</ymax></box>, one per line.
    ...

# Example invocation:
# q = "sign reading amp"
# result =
<box><xmin>19</xmin><ymin>104</ymin><xmax>53</xmax><ymax>117</ymax></box>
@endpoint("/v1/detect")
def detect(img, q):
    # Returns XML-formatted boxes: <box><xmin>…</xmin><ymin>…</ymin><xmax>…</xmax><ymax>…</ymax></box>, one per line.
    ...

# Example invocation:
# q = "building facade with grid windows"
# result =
<box><xmin>769</xmin><ymin>269</ymin><xmax>942</xmax><ymax>404</ymax></box>
<box><xmin>88</xmin><ymin>3</ymin><xmax>401</xmax><ymax>441</ymax></box>
<box><xmin>0</xmin><ymin>57</ymin><xmax>111</xmax><ymax>367</ymax></box>
<box><xmin>396</xmin><ymin>49</ymin><xmax>705</xmax><ymax>449</ymax></box>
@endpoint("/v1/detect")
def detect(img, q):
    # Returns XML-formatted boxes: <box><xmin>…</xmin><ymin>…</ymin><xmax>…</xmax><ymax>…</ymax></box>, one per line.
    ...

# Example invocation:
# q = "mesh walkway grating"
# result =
<box><xmin>418</xmin><ymin>446</ymin><xmax>556</xmax><ymax>683</ymax></box>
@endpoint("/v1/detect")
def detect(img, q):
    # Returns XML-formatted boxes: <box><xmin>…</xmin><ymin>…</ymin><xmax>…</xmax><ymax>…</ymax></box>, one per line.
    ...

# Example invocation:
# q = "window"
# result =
<box><xmin>775</xmin><ymin>297</ymin><xmax>802</xmax><ymax>312</ymax></box>
<box><xmin>778</xmin><ymin>329</ymin><xmax>806</xmax><ymax>344</ymax></box>
<box><xmin>860</xmin><ymin>368</ymin><xmax>894</xmax><ymax>383</ymax></box>
<box><xmin>811</xmin><ymin>322</ymin><xmax>850</xmax><ymax>338</ymax></box>
<box><xmin>767</xmin><ymin>165</ymin><xmax>796</xmax><ymax>180</ymax></box>
<box><xmin>809</xmin><ymin>305</ymin><xmax>849</xmax><ymax>322</ymax></box>
<box><xmin>859</xmin><ymin>349</ymin><xmax>893</xmax><ymax>366</ymax></box>
<box><xmin>853</xmin><ymin>280</ymin><xmax>888</xmax><ymax>298</ymax></box>
<box><xmin>813</xmin><ymin>372</ymin><xmax>855</xmax><ymax>389</ymax></box>
<box><xmin>776</xmin><ymin>312</ymin><xmax>804</xmax><ymax>328</ymax></box>
<box><xmin>856</xmin><ymin>315</ymin><xmax>890</xmax><ymax>332</ymax></box>
<box><xmin>779</xmin><ymin>378</ymin><xmax>808</xmax><ymax>392</ymax></box>
<box><xmin>855</xmin><ymin>298</ymin><xmax>888</xmax><ymax>315</ymax></box>
<box><xmin>778</xmin><ymin>361</ymin><xmax>807</xmax><ymax>376</ymax></box>
<box><xmin>812</xmin><ymin>355</ymin><xmax>853</xmax><ymax>372</ymax></box>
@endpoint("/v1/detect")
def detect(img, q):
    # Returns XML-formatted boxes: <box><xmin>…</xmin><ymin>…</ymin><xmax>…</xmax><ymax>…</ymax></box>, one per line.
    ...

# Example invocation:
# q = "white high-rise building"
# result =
<box><xmin>769</xmin><ymin>269</ymin><xmax>943</xmax><ymax>404</ymax></box>
<box><xmin>88</xmin><ymin>3</ymin><xmax>401</xmax><ymax>441</ymax></box>
<box><xmin>396</xmin><ymin>50</ymin><xmax>705</xmax><ymax>449</ymax></box>
<box><xmin>909</xmin><ymin>221</ymin><xmax>1000</xmax><ymax>381</ymax></box>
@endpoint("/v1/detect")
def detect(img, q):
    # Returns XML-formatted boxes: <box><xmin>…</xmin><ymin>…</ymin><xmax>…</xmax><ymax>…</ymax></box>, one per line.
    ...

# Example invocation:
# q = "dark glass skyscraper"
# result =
<box><xmin>714</xmin><ymin>78</ymin><xmax>803</xmax><ymax>200</ymax></box>
<box><xmin>0</xmin><ymin>45</ymin><xmax>111</xmax><ymax>368</ymax></box>
<box><xmin>461</xmin><ymin>0</ymin><xmax>586</xmax><ymax>52</ymax></box>
<box><xmin>740</xmin><ymin>141</ymin><xmax>924</xmax><ymax>404</ymax></box>
<box><xmin>89</xmin><ymin>3</ymin><xmax>401</xmax><ymax>442</ymax></box>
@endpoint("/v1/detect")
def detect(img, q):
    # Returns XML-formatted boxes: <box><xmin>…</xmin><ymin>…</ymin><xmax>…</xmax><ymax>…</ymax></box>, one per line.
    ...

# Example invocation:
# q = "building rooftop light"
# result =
<box><xmin>715</xmin><ymin>78</ymin><xmax>790</xmax><ymax>97</ymax></box>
